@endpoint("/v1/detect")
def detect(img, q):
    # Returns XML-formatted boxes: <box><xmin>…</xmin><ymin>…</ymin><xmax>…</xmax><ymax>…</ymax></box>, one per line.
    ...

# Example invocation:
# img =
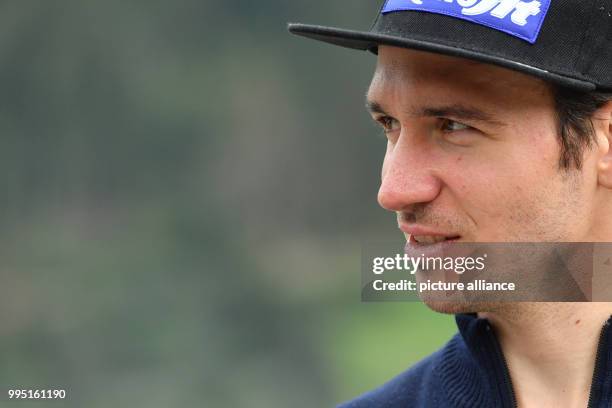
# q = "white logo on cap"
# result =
<box><xmin>409</xmin><ymin>0</ymin><xmax>541</xmax><ymax>26</ymax></box>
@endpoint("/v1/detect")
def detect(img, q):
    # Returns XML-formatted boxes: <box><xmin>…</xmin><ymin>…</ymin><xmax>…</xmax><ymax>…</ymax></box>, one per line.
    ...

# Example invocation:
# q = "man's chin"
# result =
<box><xmin>423</xmin><ymin>300</ymin><xmax>502</xmax><ymax>315</ymax></box>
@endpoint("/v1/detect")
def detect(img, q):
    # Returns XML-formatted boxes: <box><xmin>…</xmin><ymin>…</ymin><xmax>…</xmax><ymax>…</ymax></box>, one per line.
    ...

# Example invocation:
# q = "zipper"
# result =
<box><xmin>587</xmin><ymin>320</ymin><xmax>610</xmax><ymax>408</ymax></box>
<box><xmin>485</xmin><ymin>323</ymin><xmax>518</xmax><ymax>408</ymax></box>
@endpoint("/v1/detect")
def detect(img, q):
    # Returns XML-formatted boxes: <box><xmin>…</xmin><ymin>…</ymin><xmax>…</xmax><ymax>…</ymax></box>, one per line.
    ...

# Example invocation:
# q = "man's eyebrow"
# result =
<box><xmin>365</xmin><ymin>100</ymin><xmax>388</xmax><ymax>115</ymax></box>
<box><xmin>365</xmin><ymin>99</ymin><xmax>506</xmax><ymax>127</ymax></box>
<box><xmin>419</xmin><ymin>105</ymin><xmax>506</xmax><ymax>126</ymax></box>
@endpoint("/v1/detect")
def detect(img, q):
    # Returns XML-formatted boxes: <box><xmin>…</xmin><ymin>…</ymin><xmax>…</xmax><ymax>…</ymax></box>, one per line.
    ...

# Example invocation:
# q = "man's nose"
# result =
<box><xmin>377</xmin><ymin>140</ymin><xmax>442</xmax><ymax>212</ymax></box>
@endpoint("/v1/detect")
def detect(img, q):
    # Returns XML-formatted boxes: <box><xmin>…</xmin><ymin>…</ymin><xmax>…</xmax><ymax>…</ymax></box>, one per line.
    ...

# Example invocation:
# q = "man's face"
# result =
<box><xmin>367</xmin><ymin>46</ymin><xmax>601</xmax><ymax>246</ymax></box>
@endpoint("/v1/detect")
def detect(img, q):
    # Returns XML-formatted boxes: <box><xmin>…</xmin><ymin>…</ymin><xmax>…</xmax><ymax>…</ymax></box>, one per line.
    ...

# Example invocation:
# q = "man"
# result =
<box><xmin>289</xmin><ymin>1</ymin><xmax>612</xmax><ymax>407</ymax></box>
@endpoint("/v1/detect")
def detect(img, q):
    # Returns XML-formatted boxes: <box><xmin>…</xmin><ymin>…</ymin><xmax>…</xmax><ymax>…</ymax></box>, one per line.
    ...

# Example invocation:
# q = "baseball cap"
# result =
<box><xmin>288</xmin><ymin>0</ymin><xmax>612</xmax><ymax>91</ymax></box>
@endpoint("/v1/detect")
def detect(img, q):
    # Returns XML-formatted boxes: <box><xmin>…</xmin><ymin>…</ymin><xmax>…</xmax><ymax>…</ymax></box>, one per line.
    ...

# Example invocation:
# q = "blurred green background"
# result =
<box><xmin>0</xmin><ymin>1</ymin><xmax>456</xmax><ymax>407</ymax></box>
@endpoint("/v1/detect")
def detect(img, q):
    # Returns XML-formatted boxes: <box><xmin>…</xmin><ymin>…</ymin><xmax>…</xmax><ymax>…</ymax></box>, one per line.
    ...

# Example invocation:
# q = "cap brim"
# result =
<box><xmin>288</xmin><ymin>23</ymin><xmax>595</xmax><ymax>92</ymax></box>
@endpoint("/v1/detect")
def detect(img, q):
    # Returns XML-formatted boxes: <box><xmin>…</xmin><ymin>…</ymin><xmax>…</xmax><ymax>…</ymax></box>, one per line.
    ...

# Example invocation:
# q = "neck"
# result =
<box><xmin>479</xmin><ymin>303</ymin><xmax>612</xmax><ymax>408</ymax></box>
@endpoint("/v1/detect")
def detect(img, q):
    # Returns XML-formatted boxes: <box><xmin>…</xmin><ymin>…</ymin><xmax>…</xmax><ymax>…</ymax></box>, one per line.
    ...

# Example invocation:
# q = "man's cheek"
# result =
<box><xmin>465</xmin><ymin>181</ymin><xmax>519</xmax><ymax>225</ymax></box>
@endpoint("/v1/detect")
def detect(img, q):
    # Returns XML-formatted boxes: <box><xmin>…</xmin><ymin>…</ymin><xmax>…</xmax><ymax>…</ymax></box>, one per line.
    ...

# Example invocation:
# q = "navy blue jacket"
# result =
<box><xmin>339</xmin><ymin>313</ymin><xmax>612</xmax><ymax>408</ymax></box>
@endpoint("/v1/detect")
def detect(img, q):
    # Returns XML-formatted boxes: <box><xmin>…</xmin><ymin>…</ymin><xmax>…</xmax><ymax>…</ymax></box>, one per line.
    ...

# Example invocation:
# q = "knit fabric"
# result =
<box><xmin>338</xmin><ymin>313</ymin><xmax>612</xmax><ymax>408</ymax></box>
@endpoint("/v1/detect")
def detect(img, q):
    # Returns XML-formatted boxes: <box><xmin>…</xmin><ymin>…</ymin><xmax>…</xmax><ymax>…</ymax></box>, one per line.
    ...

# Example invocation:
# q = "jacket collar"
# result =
<box><xmin>454</xmin><ymin>313</ymin><xmax>612</xmax><ymax>408</ymax></box>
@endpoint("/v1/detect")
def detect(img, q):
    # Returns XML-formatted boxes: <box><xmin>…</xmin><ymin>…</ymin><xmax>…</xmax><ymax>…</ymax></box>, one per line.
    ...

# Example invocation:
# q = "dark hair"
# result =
<box><xmin>552</xmin><ymin>86</ymin><xmax>612</xmax><ymax>170</ymax></box>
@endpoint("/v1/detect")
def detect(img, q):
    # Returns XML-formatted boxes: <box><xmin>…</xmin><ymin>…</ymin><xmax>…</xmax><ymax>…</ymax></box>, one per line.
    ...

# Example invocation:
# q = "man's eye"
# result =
<box><xmin>440</xmin><ymin>119</ymin><xmax>471</xmax><ymax>132</ymax></box>
<box><xmin>377</xmin><ymin>116</ymin><xmax>401</xmax><ymax>133</ymax></box>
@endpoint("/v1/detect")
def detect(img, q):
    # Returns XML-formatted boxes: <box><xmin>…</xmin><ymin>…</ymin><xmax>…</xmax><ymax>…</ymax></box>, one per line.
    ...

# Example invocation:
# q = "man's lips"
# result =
<box><xmin>408</xmin><ymin>234</ymin><xmax>461</xmax><ymax>245</ymax></box>
<box><xmin>398</xmin><ymin>223</ymin><xmax>461</xmax><ymax>245</ymax></box>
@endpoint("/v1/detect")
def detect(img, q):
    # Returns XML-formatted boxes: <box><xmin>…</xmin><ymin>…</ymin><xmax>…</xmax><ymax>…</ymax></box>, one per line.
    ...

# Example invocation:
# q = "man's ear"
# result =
<box><xmin>596</xmin><ymin>101</ymin><xmax>612</xmax><ymax>188</ymax></box>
